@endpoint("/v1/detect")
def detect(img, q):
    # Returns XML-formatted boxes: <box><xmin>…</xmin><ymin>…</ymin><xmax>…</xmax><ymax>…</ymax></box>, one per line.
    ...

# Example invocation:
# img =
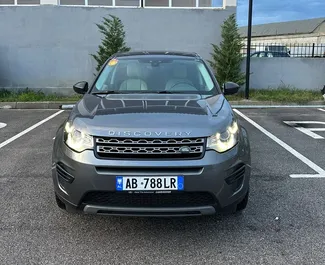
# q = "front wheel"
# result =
<box><xmin>54</xmin><ymin>193</ymin><xmax>78</xmax><ymax>214</ymax></box>
<box><xmin>236</xmin><ymin>189</ymin><xmax>249</xmax><ymax>212</ymax></box>
<box><xmin>55</xmin><ymin>193</ymin><xmax>66</xmax><ymax>210</ymax></box>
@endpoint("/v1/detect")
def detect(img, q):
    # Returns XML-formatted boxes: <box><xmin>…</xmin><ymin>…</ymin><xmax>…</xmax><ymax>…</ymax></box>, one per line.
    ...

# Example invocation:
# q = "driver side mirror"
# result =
<box><xmin>223</xmin><ymin>82</ymin><xmax>240</xmax><ymax>95</ymax></box>
<box><xmin>73</xmin><ymin>81</ymin><xmax>88</xmax><ymax>94</ymax></box>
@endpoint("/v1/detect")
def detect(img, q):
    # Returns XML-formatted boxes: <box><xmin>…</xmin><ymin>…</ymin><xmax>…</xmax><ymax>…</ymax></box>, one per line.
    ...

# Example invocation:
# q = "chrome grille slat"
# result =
<box><xmin>95</xmin><ymin>138</ymin><xmax>204</xmax><ymax>145</ymax></box>
<box><xmin>97</xmin><ymin>145</ymin><xmax>203</xmax><ymax>155</ymax></box>
<box><xmin>94</xmin><ymin>137</ymin><xmax>205</xmax><ymax>159</ymax></box>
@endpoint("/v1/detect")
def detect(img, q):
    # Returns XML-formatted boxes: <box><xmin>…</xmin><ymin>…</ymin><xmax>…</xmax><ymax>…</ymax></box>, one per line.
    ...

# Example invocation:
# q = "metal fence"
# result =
<box><xmin>241</xmin><ymin>43</ymin><xmax>325</xmax><ymax>58</ymax></box>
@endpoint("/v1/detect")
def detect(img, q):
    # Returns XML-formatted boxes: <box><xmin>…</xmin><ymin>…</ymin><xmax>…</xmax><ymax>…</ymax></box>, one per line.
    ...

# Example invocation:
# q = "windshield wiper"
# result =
<box><xmin>92</xmin><ymin>90</ymin><xmax>183</xmax><ymax>95</ymax></box>
<box><xmin>156</xmin><ymin>91</ymin><xmax>181</xmax><ymax>94</ymax></box>
<box><xmin>92</xmin><ymin>90</ymin><xmax>121</xmax><ymax>95</ymax></box>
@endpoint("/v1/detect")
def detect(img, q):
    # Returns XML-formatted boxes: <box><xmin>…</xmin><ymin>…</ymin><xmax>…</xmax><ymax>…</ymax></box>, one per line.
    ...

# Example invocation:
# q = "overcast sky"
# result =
<box><xmin>236</xmin><ymin>0</ymin><xmax>325</xmax><ymax>26</ymax></box>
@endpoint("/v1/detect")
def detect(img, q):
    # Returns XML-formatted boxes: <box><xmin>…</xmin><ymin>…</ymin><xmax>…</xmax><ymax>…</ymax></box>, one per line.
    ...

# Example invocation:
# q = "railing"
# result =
<box><xmin>241</xmin><ymin>43</ymin><xmax>325</xmax><ymax>58</ymax></box>
<box><xmin>0</xmin><ymin>0</ymin><xmax>224</xmax><ymax>7</ymax></box>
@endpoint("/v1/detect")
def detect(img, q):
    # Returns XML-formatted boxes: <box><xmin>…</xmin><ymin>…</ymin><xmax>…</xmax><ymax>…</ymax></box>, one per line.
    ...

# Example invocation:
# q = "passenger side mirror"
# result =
<box><xmin>73</xmin><ymin>81</ymin><xmax>88</xmax><ymax>94</ymax></box>
<box><xmin>223</xmin><ymin>82</ymin><xmax>240</xmax><ymax>95</ymax></box>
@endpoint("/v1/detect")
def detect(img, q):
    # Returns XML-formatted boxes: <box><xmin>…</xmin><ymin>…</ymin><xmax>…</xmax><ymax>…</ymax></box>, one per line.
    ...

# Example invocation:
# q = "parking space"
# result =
<box><xmin>0</xmin><ymin>110</ymin><xmax>63</xmax><ymax>144</ymax></box>
<box><xmin>235</xmin><ymin>108</ymin><xmax>325</xmax><ymax>177</ymax></box>
<box><xmin>1</xmin><ymin>108</ymin><xmax>325</xmax><ymax>264</ymax></box>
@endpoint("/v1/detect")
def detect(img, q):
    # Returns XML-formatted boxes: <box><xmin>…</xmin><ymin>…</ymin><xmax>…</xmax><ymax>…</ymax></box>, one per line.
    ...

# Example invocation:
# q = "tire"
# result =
<box><xmin>55</xmin><ymin>193</ymin><xmax>78</xmax><ymax>214</ymax></box>
<box><xmin>55</xmin><ymin>193</ymin><xmax>66</xmax><ymax>210</ymax></box>
<box><xmin>236</xmin><ymin>189</ymin><xmax>249</xmax><ymax>212</ymax></box>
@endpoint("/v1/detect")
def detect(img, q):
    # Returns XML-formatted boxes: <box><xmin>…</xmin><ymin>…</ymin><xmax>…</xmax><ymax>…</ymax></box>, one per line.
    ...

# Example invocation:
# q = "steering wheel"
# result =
<box><xmin>168</xmin><ymin>81</ymin><xmax>197</xmax><ymax>91</ymax></box>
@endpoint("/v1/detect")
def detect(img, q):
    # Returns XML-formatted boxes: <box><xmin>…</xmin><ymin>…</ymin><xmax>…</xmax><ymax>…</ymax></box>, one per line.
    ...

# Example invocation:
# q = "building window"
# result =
<box><xmin>0</xmin><ymin>0</ymin><xmax>14</xmax><ymax>4</ymax></box>
<box><xmin>115</xmin><ymin>0</ymin><xmax>139</xmax><ymax>6</ymax></box>
<box><xmin>87</xmin><ymin>0</ymin><xmax>112</xmax><ymax>5</ymax></box>
<box><xmin>17</xmin><ymin>0</ymin><xmax>40</xmax><ymax>3</ymax></box>
<box><xmin>211</xmin><ymin>0</ymin><xmax>222</xmax><ymax>7</ymax></box>
<box><xmin>60</xmin><ymin>0</ymin><xmax>140</xmax><ymax>6</ymax></box>
<box><xmin>0</xmin><ymin>0</ymin><xmax>222</xmax><ymax>6</ymax></box>
<box><xmin>144</xmin><ymin>0</ymin><xmax>168</xmax><ymax>6</ymax></box>
<box><xmin>0</xmin><ymin>0</ymin><xmax>40</xmax><ymax>4</ymax></box>
<box><xmin>172</xmin><ymin>0</ymin><xmax>197</xmax><ymax>7</ymax></box>
<box><xmin>144</xmin><ymin>0</ymin><xmax>222</xmax><ymax>7</ymax></box>
<box><xmin>60</xmin><ymin>0</ymin><xmax>84</xmax><ymax>5</ymax></box>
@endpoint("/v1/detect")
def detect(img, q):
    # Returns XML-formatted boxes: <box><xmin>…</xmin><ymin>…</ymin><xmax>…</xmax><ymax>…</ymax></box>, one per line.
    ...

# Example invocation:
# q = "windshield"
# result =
<box><xmin>91</xmin><ymin>56</ymin><xmax>218</xmax><ymax>94</ymax></box>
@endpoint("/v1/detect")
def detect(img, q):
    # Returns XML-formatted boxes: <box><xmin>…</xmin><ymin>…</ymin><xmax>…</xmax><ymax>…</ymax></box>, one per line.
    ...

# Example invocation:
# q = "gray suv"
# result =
<box><xmin>52</xmin><ymin>51</ymin><xmax>251</xmax><ymax>217</ymax></box>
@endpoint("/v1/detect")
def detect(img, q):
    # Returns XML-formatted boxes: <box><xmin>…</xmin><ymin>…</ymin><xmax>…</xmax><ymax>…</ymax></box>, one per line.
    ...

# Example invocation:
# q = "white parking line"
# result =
<box><xmin>0</xmin><ymin>122</ymin><xmax>7</xmax><ymax>129</ymax></box>
<box><xmin>0</xmin><ymin>110</ymin><xmax>64</xmax><ymax>149</ymax></box>
<box><xmin>283</xmin><ymin>121</ymin><xmax>325</xmax><ymax>139</ymax></box>
<box><xmin>290</xmin><ymin>174</ymin><xmax>325</xmax><ymax>178</ymax></box>
<box><xmin>231</xmin><ymin>105</ymin><xmax>325</xmax><ymax>109</ymax></box>
<box><xmin>318</xmin><ymin>108</ymin><xmax>325</xmax><ymax>112</ymax></box>
<box><xmin>233</xmin><ymin>109</ymin><xmax>325</xmax><ymax>178</ymax></box>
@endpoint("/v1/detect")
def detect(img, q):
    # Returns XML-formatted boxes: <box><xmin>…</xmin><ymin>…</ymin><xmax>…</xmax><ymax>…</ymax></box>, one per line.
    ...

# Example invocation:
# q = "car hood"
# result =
<box><xmin>68</xmin><ymin>93</ymin><xmax>236</xmax><ymax>138</ymax></box>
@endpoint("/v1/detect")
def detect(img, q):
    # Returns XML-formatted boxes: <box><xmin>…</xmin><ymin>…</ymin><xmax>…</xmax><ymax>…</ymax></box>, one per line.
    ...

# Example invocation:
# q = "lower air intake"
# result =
<box><xmin>81</xmin><ymin>191</ymin><xmax>216</xmax><ymax>208</ymax></box>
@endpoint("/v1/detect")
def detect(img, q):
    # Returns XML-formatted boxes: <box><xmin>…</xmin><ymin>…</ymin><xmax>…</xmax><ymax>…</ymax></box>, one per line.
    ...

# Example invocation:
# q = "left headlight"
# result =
<box><xmin>207</xmin><ymin>120</ymin><xmax>239</xmax><ymax>153</ymax></box>
<box><xmin>63</xmin><ymin>121</ymin><xmax>94</xmax><ymax>152</ymax></box>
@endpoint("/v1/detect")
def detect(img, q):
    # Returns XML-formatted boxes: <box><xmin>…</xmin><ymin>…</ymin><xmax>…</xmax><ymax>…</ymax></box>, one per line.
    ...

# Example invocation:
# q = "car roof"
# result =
<box><xmin>113</xmin><ymin>51</ymin><xmax>202</xmax><ymax>59</ymax></box>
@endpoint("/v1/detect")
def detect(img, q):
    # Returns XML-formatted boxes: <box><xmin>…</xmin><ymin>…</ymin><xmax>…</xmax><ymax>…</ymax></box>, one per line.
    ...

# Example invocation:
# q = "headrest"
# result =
<box><xmin>127</xmin><ymin>62</ymin><xmax>141</xmax><ymax>78</ymax></box>
<box><xmin>172</xmin><ymin>64</ymin><xmax>188</xmax><ymax>79</ymax></box>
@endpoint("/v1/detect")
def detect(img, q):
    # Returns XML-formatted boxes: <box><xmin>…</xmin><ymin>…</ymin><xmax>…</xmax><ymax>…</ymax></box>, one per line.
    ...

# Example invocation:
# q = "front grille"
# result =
<box><xmin>94</xmin><ymin>137</ymin><xmax>206</xmax><ymax>159</ymax></box>
<box><xmin>81</xmin><ymin>191</ymin><xmax>216</xmax><ymax>207</ymax></box>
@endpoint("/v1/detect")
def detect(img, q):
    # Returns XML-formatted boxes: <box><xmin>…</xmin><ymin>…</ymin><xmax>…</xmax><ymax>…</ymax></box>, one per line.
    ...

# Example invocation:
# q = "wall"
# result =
<box><xmin>0</xmin><ymin>5</ymin><xmax>235</xmax><ymax>94</ymax></box>
<box><xmin>246</xmin><ymin>34</ymin><xmax>325</xmax><ymax>44</ymax></box>
<box><xmin>241</xmin><ymin>58</ymin><xmax>325</xmax><ymax>90</ymax></box>
<box><xmin>315</xmin><ymin>21</ymin><xmax>325</xmax><ymax>35</ymax></box>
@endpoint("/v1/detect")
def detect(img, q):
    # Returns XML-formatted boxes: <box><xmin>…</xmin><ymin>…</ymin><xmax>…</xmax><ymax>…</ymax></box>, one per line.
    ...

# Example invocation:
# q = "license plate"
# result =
<box><xmin>116</xmin><ymin>176</ymin><xmax>184</xmax><ymax>191</ymax></box>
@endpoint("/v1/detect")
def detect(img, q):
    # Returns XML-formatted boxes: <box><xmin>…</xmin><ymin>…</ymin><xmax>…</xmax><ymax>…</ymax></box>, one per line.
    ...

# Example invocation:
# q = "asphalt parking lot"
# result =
<box><xmin>1</xmin><ymin>107</ymin><xmax>325</xmax><ymax>265</ymax></box>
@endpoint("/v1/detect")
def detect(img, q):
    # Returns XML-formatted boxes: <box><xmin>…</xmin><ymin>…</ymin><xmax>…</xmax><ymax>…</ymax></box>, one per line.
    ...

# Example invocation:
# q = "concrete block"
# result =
<box><xmin>16</xmin><ymin>102</ymin><xmax>49</xmax><ymax>109</ymax></box>
<box><xmin>0</xmin><ymin>102</ymin><xmax>17</xmax><ymax>109</ymax></box>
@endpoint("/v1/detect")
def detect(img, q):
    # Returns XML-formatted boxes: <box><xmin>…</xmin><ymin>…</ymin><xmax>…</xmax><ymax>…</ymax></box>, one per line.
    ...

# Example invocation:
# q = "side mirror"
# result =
<box><xmin>73</xmin><ymin>81</ymin><xmax>88</xmax><ymax>94</ymax></box>
<box><xmin>223</xmin><ymin>82</ymin><xmax>240</xmax><ymax>95</ymax></box>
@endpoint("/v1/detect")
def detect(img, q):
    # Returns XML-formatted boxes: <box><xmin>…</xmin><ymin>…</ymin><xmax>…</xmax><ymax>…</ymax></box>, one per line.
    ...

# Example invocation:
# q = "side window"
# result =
<box><xmin>267</xmin><ymin>53</ymin><xmax>274</xmax><ymax>57</ymax></box>
<box><xmin>259</xmin><ymin>52</ymin><xmax>266</xmax><ymax>57</ymax></box>
<box><xmin>251</xmin><ymin>53</ymin><xmax>258</xmax><ymax>57</ymax></box>
<box><xmin>197</xmin><ymin>63</ymin><xmax>214</xmax><ymax>91</ymax></box>
<box><xmin>94</xmin><ymin>64</ymin><xmax>115</xmax><ymax>90</ymax></box>
<box><xmin>197</xmin><ymin>69</ymin><xmax>204</xmax><ymax>86</ymax></box>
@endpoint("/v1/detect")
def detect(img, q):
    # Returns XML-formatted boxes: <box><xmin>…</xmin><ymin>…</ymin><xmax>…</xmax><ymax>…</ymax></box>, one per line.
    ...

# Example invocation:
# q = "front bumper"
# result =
<box><xmin>52</xmin><ymin>128</ymin><xmax>251</xmax><ymax>217</ymax></box>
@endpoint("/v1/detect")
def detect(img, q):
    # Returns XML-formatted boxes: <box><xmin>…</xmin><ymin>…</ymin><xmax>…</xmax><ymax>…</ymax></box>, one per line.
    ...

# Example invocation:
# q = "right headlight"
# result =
<box><xmin>63</xmin><ymin>121</ymin><xmax>93</xmax><ymax>153</ymax></box>
<box><xmin>207</xmin><ymin>120</ymin><xmax>239</xmax><ymax>153</ymax></box>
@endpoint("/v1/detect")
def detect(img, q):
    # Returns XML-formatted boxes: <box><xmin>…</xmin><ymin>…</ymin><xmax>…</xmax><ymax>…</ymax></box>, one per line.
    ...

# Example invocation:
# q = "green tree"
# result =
<box><xmin>91</xmin><ymin>14</ymin><xmax>131</xmax><ymax>72</ymax></box>
<box><xmin>208</xmin><ymin>14</ymin><xmax>246</xmax><ymax>86</ymax></box>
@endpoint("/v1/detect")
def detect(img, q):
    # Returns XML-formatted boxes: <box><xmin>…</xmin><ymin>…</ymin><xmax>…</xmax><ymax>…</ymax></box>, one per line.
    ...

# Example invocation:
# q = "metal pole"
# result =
<box><xmin>245</xmin><ymin>0</ymin><xmax>253</xmax><ymax>99</ymax></box>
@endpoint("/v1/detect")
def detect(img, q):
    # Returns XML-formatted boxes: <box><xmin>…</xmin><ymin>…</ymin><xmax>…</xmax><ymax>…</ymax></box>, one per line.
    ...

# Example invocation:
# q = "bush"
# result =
<box><xmin>91</xmin><ymin>14</ymin><xmax>131</xmax><ymax>72</ymax></box>
<box><xmin>208</xmin><ymin>14</ymin><xmax>246</xmax><ymax>86</ymax></box>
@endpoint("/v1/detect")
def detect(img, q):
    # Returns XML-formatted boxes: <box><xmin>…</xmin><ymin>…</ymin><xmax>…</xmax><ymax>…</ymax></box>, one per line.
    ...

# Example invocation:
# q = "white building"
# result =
<box><xmin>239</xmin><ymin>17</ymin><xmax>325</xmax><ymax>57</ymax></box>
<box><xmin>0</xmin><ymin>0</ymin><xmax>237</xmax><ymax>91</ymax></box>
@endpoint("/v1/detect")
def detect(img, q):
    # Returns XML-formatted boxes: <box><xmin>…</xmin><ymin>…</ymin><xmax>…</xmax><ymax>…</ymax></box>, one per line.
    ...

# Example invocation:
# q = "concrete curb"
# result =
<box><xmin>0</xmin><ymin>100</ymin><xmax>324</xmax><ymax>109</ymax></box>
<box><xmin>228</xmin><ymin>100</ymin><xmax>325</xmax><ymax>106</ymax></box>
<box><xmin>0</xmin><ymin>101</ymin><xmax>75</xmax><ymax>109</ymax></box>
